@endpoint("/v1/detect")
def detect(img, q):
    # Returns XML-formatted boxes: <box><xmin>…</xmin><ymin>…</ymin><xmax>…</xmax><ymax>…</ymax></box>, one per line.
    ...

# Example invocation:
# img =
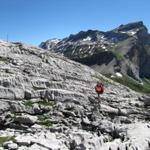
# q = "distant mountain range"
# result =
<box><xmin>40</xmin><ymin>21</ymin><xmax>150</xmax><ymax>81</ymax></box>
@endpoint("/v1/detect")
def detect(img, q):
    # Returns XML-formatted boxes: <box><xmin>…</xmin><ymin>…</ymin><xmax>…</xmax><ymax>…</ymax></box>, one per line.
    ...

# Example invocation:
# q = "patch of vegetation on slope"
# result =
<box><xmin>95</xmin><ymin>47</ymin><xmax>106</xmax><ymax>53</ymax></box>
<box><xmin>111</xmin><ymin>50</ymin><xmax>124</xmax><ymax>61</ymax></box>
<box><xmin>92</xmin><ymin>73</ymin><xmax>117</xmax><ymax>85</ymax></box>
<box><xmin>95</xmin><ymin>46</ymin><xmax>125</xmax><ymax>61</ymax></box>
<box><xmin>0</xmin><ymin>136</ymin><xmax>16</xmax><ymax>147</ymax></box>
<box><xmin>111</xmin><ymin>76</ymin><xmax>150</xmax><ymax>94</ymax></box>
<box><xmin>102</xmin><ymin>45</ymin><xmax>124</xmax><ymax>61</ymax></box>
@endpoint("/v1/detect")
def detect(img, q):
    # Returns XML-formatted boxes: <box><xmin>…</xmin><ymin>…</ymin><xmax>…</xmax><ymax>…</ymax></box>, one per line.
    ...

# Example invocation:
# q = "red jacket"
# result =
<box><xmin>95</xmin><ymin>83</ymin><xmax>104</xmax><ymax>94</ymax></box>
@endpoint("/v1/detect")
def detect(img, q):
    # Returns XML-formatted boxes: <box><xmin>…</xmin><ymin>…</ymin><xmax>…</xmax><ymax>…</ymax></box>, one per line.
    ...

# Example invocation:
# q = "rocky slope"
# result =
<box><xmin>40</xmin><ymin>39</ymin><xmax>60</xmax><ymax>50</ymax></box>
<box><xmin>0</xmin><ymin>40</ymin><xmax>150</xmax><ymax>150</ymax></box>
<box><xmin>40</xmin><ymin>21</ymin><xmax>150</xmax><ymax>81</ymax></box>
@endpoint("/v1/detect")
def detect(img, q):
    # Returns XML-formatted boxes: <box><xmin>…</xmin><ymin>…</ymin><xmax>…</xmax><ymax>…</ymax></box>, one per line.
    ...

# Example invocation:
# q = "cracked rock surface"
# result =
<box><xmin>0</xmin><ymin>40</ymin><xmax>150</xmax><ymax>150</ymax></box>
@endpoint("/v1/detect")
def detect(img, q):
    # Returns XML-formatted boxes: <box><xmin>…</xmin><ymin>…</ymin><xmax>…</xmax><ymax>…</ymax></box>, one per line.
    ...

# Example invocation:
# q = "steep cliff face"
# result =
<box><xmin>40</xmin><ymin>21</ymin><xmax>150</xmax><ymax>80</ymax></box>
<box><xmin>0</xmin><ymin>40</ymin><xmax>150</xmax><ymax>150</ymax></box>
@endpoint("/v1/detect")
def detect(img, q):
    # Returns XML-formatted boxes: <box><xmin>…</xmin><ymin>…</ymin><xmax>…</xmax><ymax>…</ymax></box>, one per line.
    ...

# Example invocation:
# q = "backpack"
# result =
<box><xmin>95</xmin><ymin>83</ymin><xmax>104</xmax><ymax>94</ymax></box>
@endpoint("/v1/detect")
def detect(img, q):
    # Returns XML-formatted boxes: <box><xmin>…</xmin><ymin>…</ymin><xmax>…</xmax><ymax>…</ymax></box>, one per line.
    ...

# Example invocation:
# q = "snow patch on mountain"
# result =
<box><xmin>82</xmin><ymin>36</ymin><xmax>92</xmax><ymax>41</ymax></box>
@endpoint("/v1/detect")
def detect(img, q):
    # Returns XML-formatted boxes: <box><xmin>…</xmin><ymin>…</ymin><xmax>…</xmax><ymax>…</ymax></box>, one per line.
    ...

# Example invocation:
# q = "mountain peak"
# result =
<box><xmin>39</xmin><ymin>38</ymin><xmax>60</xmax><ymax>50</ymax></box>
<box><xmin>40</xmin><ymin>21</ymin><xmax>150</xmax><ymax>80</ymax></box>
<box><xmin>114</xmin><ymin>21</ymin><xmax>146</xmax><ymax>32</ymax></box>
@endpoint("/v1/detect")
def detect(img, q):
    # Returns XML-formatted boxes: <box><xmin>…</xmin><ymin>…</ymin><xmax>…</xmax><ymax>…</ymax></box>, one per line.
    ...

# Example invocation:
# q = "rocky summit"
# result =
<box><xmin>0</xmin><ymin>40</ymin><xmax>150</xmax><ymax>150</ymax></box>
<box><xmin>40</xmin><ymin>21</ymin><xmax>150</xmax><ymax>81</ymax></box>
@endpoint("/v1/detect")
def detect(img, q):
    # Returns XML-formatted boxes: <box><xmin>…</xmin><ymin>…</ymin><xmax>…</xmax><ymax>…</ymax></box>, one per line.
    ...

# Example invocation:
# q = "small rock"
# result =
<box><xmin>24</xmin><ymin>90</ymin><xmax>32</xmax><ymax>100</ymax></box>
<box><xmin>62</xmin><ymin>119</ymin><xmax>70</xmax><ymax>126</ymax></box>
<box><xmin>142</xmin><ymin>96</ymin><xmax>150</xmax><ymax>107</ymax></box>
<box><xmin>14</xmin><ymin>114</ymin><xmax>38</xmax><ymax>125</ymax></box>
<box><xmin>3</xmin><ymin>141</ymin><xmax>18</xmax><ymax>150</ymax></box>
<box><xmin>7</xmin><ymin>143</ymin><xmax>18</xmax><ymax>150</ymax></box>
<box><xmin>49</xmin><ymin>126</ymin><xmax>63</xmax><ymax>133</ymax></box>
<box><xmin>82</xmin><ymin>117</ymin><xmax>91</xmax><ymax>125</ymax></box>
<box><xmin>33</xmin><ymin>103</ymin><xmax>42</xmax><ymax>114</ymax></box>
<box><xmin>15</xmin><ymin>136</ymin><xmax>31</xmax><ymax>146</ymax></box>
<box><xmin>31</xmin><ymin>124</ymin><xmax>43</xmax><ymax>129</ymax></box>
<box><xmin>53</xmin><ymin>111</ymin><xmax>64</xmax><ymax>117</ymax></box>
<box><xmin>3</xmin><ymin>141</ymin><xmax>13</xmax><ymax>148</ymax></box>
<box><xmin>62</xmin><ymin>110</ymin><xmax>76</xmax><ymax>117</ymax></box>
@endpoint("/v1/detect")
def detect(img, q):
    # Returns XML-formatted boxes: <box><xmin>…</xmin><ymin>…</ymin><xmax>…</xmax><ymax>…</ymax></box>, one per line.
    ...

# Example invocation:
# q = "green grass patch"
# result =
<box><xmin>24</xmin><ymin>100</ymin><xmax>54</xmax><ymax>107</ymax></box>
<box><xmin>95</xmin><ymin>46</ymin><xmax>124</xmax><ymax>61</ymax></box>
<box><xmin>107</xmin><ymin>47</ymin><xmax>124</xmax><ymax>61</ymax></box>
<box><xmin>0</xmin><ymin>56</ymin><xmax>12</xmax><ymax>63</ymax></box>
<box><xmin>37</xmin><ymin>115</ymin><xmax>49</xmax><ymax>121</ymax></box>
<box><xmin>92</xmin><ymin>73</ymin><xmax>116</xmax><ymax>85</ymax></box>
<box><xmin>38</xmin><ymin>120</ymin><xmax>52</xmax><ymax>127</ymax></box>
<box><xmin>10</xmin><ymin>136</ymin><xmax>16</xmax><ymax>143</ymax></box>
<box><xmin>32</xmin><ymin>85</ymin><xmax>46</xmax><ymax>91</ymax></box>
<box><xmin>0</xmin><ymin>136</ymin><xmax>16</xmax><ymax>147</ymax></box>
<box><xmin>5</xmin><ymin>112</ymin><xmax>21</xmax><ymax>119</ymax></box>
<box><xmin>0</xmin><ymin>137</ymin><xmax>9</xmax><ymax>146</ymax></box>
<box><xmin>37</xmin><ymin>115</ymin><xmax>52</xmax><ymax>127</ymax></box>
<box><xmin>112</xmin><ymin>76</ymin><xmax>150</xmax><ymax>94</ymax></box>
<box><xmin>95</xmin><ymin>47</ymin><xmax>106</xmax><ymax>53</ymax></box>
<box><xmin>111</xmin><ymin>50</ymin><xmax>124</xmax><ymax>61</ymax></box>
<box><xmin>24</xmin><ymin>101</ymin><xmax>34</xmax><ymax>107</ymax></box>
<box><xmin>14</xmin><ymin>112</ymin><xmax>22</xmax><ymax>116</ymax></box>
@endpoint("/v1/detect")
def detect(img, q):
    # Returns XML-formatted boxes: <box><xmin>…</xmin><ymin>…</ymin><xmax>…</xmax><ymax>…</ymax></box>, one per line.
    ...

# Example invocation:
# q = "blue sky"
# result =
<box><xmin>0</xmin><ymin>0</ymin><xmax>149</xmax><ymax>45</ymax></box>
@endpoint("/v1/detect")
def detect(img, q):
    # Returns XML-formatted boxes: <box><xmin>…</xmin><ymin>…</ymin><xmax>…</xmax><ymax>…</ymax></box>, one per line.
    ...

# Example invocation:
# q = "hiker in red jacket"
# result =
<box><xmin>95</xmin><ymin>81</ymin><xmax>104</xmax><ymax>110</ymax></box>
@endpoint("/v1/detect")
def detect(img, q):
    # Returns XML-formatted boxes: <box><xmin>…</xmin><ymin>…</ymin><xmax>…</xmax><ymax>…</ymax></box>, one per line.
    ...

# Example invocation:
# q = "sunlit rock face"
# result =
<box><xmin>0</xmin><ymin>40</ymin><xmax>150</xmax><ymax>150</ymax></box>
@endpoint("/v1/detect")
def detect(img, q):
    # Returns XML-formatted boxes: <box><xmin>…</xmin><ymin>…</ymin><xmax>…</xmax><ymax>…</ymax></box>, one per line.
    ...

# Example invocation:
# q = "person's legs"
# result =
<box><xmin>98</xmin><ymin>94</ymin><xmax>101</xmax><ymax>110</ymax></box>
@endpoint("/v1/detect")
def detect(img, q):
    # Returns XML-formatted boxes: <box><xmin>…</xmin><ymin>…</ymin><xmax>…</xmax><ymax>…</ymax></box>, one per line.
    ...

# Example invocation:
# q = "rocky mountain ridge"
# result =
<box><xmin>40</xmin><ymin>21</ymin><xmax>150</xmax><ymax>81</ymax></box>
<box><xmin>0</xmin><ymin>40</ymin><xmax>150</xmax><ymax>149</ymax></box>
